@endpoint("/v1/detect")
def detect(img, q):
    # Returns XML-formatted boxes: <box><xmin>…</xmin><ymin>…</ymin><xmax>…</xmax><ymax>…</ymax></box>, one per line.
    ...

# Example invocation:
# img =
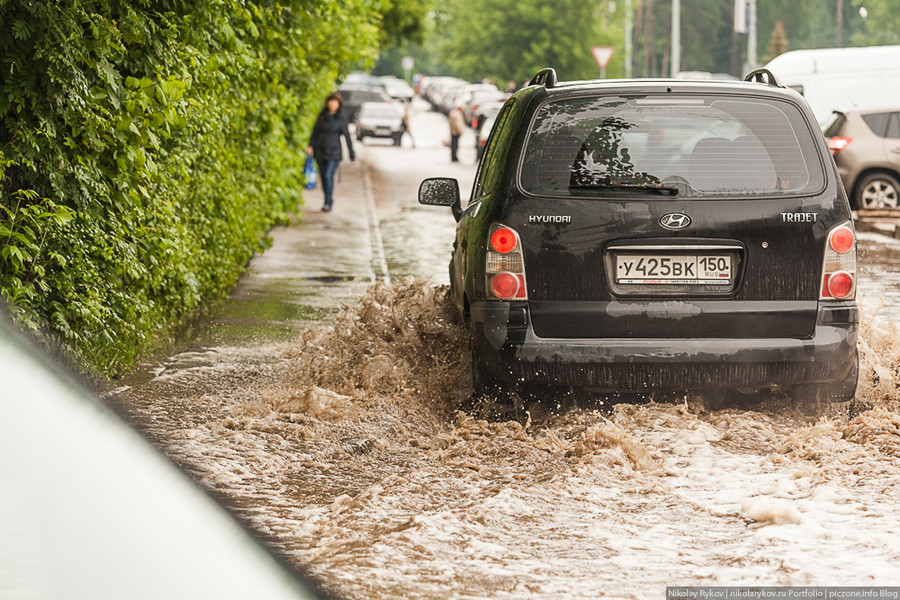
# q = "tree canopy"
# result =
<box><xmin>404</xmin><ymin>0</ymin><xmax>900</xmax><ymax>83</ymax></box>
<box><xmin>0</xmin><ymin>0</ymin><xmax>426</xmax><ymax>376</ymax></box>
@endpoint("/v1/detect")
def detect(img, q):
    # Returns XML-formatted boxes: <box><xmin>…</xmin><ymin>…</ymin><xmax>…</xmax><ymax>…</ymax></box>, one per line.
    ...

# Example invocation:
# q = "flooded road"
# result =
<box><xmin>107</xmin><ymin>100</ymin><xmax>900</xmax><ymax>599</ymax></box>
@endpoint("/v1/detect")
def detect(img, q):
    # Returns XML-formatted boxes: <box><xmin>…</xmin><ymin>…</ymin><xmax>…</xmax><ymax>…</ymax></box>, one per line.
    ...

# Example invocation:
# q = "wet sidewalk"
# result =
<box><xmin>188</xmin><ymin>149</ymin><xmax>388</xmax><ymax>348</ymax></box>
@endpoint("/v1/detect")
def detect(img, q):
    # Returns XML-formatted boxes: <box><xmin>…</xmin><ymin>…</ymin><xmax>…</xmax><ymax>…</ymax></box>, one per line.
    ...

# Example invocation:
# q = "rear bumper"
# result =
<box><xmin>471</xmin><ymin>301</ymin><xmax>859</xmax><ymax>392</ymax></box>
<box><xmin>358</xmin><ymin>126</ymin><xmax>402</xmax><ymax>138</ymax></box>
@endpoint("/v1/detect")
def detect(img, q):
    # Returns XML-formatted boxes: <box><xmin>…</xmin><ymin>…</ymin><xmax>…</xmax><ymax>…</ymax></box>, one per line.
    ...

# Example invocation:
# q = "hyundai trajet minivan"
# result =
<box><xmin>420</xmin><ymin>68</ymin><xmax>859</xmax><ymax>412</ymax></box>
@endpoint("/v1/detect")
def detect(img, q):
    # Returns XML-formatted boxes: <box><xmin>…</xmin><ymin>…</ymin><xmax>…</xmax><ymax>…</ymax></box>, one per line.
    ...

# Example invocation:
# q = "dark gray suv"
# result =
<box><xmin>420</xmin><ymin>69</ymin><xmax>859</xmax><ymax>412</ymax></box>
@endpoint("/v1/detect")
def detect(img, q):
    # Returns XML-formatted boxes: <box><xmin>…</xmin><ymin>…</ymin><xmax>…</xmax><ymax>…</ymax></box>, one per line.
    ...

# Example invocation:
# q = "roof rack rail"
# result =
<box><xmin>744</xmin><ymin>68</ymin><xmax>782</xmax><ymax>87</ymax></box>
<box><xmin>529</xmin><ymin>68</ymin><xmax>557</xmax><ymax>88</ymax></box>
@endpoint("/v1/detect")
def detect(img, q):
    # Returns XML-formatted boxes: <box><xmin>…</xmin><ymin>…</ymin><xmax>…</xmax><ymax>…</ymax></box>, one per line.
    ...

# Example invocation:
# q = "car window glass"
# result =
<box><xmin>823</xmin><ymin>113</ymin><xmax>846</xmax><ymax>137</ymax></box>
<box><xmin>0</xmin><ymin>324</ymin><xmax>325</xmax><ymax>600</ymax></box>
<box><xmin>470</xmin><ymin>100</ymin><xmax>516</xmax><ymax>205</ymax></box>
<box><xmin>520</xmin><ymin>95</ymin><xmax>825</xmax><ymax>198</ymax></box>
<box><xmin>862</xmin><ymin>112</ymin><xmax>890</xmax><ymax>136</ymax></box>
<box><xmin>886</xmin><ymin>113</ymin><xmax>900</xmax><ymax>139</ymax></box>
<box><xmin>361</xmin><ymin>105</ymin><xmax>400</xmax><ymax>119</ymax></box>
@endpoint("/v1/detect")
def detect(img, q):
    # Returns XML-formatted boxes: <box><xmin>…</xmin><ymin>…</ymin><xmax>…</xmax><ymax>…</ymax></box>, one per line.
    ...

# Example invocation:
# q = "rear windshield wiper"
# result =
<box><xmin>569</xmin><ymin>181</ymin><xmax>680</xmax><ymax>195</ymax></box>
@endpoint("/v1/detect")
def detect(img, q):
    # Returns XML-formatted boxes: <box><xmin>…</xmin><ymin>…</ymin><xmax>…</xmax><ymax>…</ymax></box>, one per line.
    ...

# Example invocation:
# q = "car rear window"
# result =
<box><xmin>520</xmin><ymin>94</ymin><xmax>825</xmax><ymax>198</ymax></box>
<box><xmin>360</xmin><ymin>105</ymin><xmax>401</xmax><ymax>119</ymax></box>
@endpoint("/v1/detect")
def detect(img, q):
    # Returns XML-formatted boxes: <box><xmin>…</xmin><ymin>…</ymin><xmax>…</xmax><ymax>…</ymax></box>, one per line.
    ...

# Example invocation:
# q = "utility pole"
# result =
<box><xmin>670</xmin><ymin>0</ymin><xmax>681</xmax><ymax>77</ymax></box>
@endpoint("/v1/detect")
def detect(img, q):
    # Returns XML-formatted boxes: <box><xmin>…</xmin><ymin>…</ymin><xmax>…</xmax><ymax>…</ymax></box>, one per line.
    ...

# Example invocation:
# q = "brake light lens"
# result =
<box><xmin>491</xmin><ymin>227</ymin><xmax>517</xmax><ymax>253</ymax></box>
<box><xmin>830</xmin><ymin>226</ymin><xmax>854</xmax><ymax>253</ymax></box>
<box><xmin>827</xmin><ymin>136</ymin><xmax>852</xmax><ymax>155</ymax></box>
<box><xmin>486</xmin><ymin>224</ymin><xmax>527</xmax><ymax>300</ymax></box>
<box><xmin>826</xmin><ymin>272</ymin><xmax>854</xmax><ymax>299</ymax></box>
<box><xmin>491</xmin><ymin>272</ymin><xmax>521</xmax><ymax>299</ymax></box>
<box><xmin>820</xmin><ymin>222</ymin><xmax>856</xmax><ymax>300</ymax></box>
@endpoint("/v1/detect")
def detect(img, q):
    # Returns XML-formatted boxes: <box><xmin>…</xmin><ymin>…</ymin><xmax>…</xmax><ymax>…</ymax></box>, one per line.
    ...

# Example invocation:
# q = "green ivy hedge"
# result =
<box><xmin>0</xmin><ymin>1</ymin><xmax>381</xmax><ymax>376</ymax></box>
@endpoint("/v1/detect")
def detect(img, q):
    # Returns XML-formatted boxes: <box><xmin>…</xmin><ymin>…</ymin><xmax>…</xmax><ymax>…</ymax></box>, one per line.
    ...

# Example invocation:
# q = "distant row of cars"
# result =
<box><xmin>419</xmin><ymin>76</ymin><xmax>509</xmax><ymax>123</ymax></box>
<box><xmin>336</xmin><ymin>74</ymin><xmax>413</xmax><ymax>145</ymax></box>
<box><xmin>418</xmin><ymin>76</ymin><xmax>511</xmax><ymax>160</ymax></box>
<box><xmin>337</xmin><ymin>73</ymin><xmax>413</xmax><ymax>120</ymax></box>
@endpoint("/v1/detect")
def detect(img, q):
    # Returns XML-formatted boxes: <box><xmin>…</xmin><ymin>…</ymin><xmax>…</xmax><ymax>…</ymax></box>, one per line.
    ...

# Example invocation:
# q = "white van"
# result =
<box><xmin>764</xmin><ymin>45</ymin><xmax>900</xmax><ymax>127</ymax></box>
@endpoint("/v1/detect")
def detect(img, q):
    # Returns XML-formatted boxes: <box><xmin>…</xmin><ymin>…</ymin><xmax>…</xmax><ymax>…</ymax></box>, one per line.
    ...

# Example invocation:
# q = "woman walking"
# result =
<box><xmin>307</xmin><ymin>92</ymin><xmax>356</xmax><ymax>212</ymax></box>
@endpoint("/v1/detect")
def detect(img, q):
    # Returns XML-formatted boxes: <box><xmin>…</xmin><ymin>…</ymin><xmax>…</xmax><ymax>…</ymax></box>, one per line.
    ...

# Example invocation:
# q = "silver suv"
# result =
<box><xmin>825</xmin><ymin>108</ymin><xmax>900</xmax><ymax>210</ymax></box>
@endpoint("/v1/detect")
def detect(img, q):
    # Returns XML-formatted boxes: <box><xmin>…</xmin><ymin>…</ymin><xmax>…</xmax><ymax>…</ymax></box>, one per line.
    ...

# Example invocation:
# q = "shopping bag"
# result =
<box><xmin>304</xmin><ymin>155</ymin><xmax>317</xmax><ymax>190</ymax></box>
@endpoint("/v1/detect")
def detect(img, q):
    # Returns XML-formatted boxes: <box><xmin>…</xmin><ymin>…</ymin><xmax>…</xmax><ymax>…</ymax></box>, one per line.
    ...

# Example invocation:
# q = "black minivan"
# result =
<box><xmin>419</xmin><ymin>69</ymin><xmax>858</xmax><ymax>412</ymax></box>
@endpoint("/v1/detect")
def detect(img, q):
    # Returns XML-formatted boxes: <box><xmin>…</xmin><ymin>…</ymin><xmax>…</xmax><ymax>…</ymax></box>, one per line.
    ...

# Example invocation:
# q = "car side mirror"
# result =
<box><xmin>418</xmin><ymin>177</ymin><xmax>462</xmax><ymax>221</ymax></box>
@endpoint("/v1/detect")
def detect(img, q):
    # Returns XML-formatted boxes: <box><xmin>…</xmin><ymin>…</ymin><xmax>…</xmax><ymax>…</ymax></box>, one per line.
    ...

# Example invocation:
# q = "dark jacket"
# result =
<box><xmin>309</xmin><ymin>111</ymin><xmax>355</xmax><ymax>162</ymax></box>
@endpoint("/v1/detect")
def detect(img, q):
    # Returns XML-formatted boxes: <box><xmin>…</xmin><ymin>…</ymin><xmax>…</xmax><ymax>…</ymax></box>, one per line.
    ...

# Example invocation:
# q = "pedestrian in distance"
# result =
<box><xmin>448</xmin><ymin>102</ymin><xmax>466</xmax><ymax>162</ymax></box>
<box><xmin>307</xmin><ymin>92</ymin><xmax>356</xmax><ymax>212</ymax></box>
<box><xmin>399</xmin><ymin>101</ymin><xmax>415</xmax><ymax>148</ymax></box>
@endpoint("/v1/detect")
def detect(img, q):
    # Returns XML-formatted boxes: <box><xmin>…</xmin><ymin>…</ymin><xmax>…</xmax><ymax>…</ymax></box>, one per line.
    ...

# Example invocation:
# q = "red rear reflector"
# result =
<box><xmin>490</xmin><ymin>228</ymin><xmax>517</xmax><ymax>253</ymax></box>
<box><xmin>830</xmin><ymin>227</ymin><xmax>854</xmax><ymax>253</ymax></box>
<box><xmin>491</xmin><ymin>272</ymin><xmax>520</xmax><ymax>299</ymax></box>
<box><xmin>827</xmin><ymin>272</ymin><xmax>854</xmax><ymax>299</ymax></box>
<box><xmin>827</xmin><ymin>136</ymin><xmax>852</xmax><ymax>155</ymax></box>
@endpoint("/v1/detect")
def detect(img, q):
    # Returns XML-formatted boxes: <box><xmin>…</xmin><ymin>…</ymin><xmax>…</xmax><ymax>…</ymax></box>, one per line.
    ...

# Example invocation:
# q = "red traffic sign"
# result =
<box><xmin>592</xmin><ymin>46</ymin><xmax>615</xmax><ymax>68</ymax></box>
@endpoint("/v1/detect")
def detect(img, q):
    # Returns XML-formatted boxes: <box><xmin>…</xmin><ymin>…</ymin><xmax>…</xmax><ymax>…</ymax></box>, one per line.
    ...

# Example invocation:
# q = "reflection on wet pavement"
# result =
<box><xmin>856</xmin><ymin>219</ymin><xmax>900</xmax><ymax>324</ymax></box>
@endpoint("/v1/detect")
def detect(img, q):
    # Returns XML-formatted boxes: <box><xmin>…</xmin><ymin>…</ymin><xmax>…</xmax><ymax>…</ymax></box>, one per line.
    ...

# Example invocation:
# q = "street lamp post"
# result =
<box><xmin>747</xmin><ymin>0</ymin><xmax>757</xmax><ymax>70</ymax></box>
<box><xmin>671</xmin><ymin>0</ymin><xmax>681</xmax><ymax>77</ymax></box>
<box><xmin>625</xmin><ymin>0</ymin><xmax>633</xmax><ymax>78</ymax></box>
<box><xmin>837</xmin><ymin>0</ymin><xmax>844</xmax><ymax>46</ymax></box>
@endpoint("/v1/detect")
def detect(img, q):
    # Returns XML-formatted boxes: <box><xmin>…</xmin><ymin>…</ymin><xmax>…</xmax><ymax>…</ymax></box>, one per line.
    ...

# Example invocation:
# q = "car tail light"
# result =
<box><xmin>827</xmin><ymin>136</ymin><xmax>852</xmax><ymax>155</ymax></box>
<box><xmin>486</xmin><ymin>224</ymin><xmax>527</xmax><ymax>300</ymax></box>
<box><xmin>820</xmin><ymin>222</ymin><xmax>856</xmax><ymax>300</ymax></box>
<box><xmin>490</xmin><ymin>272</ymin><xmax>521</xmax><ymax>299</ymax></box>
<box><xmin>490</xmin><ymin>227</ymin><xmax>518</xmax><ymax>253</ymax></box>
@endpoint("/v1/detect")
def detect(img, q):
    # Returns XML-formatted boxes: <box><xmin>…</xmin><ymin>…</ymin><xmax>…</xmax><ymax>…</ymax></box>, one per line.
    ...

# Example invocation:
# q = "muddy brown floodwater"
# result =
<box><xmin>105</xmin><ymin>106</ymin><xmax>900</xmax><ymax>598</ymax></box>
<box><xmin>108</xmin><ymin>279</ymin><xmax>900</xmax><ymax>600</ymax></box>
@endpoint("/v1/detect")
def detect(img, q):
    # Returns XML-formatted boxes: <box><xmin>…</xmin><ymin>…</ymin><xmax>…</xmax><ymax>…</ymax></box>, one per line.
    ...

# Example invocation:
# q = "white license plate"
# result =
<box><xmin>616</xmin><ymin>254</ymin><xmax>732</xmax><ymax>285</ymax></box>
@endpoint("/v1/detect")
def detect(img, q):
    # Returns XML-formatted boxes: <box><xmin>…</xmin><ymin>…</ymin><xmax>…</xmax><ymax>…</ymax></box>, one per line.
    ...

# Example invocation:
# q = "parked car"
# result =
<box><xmin>825</xmin><ymin>107</ymin><xmax>900</xmax><ymax>210</ymax></box>
<box><xmin>0</xmin><ymin>313</ymin><xmax>330</xmax><ymax>599</ymax></box>
<box><xmin>418</xmin><ymin>68</ymin><xmax>859</xmax><ymax>412</ymax></box>
<box><xmin>379</xmin><ymin>76</ymin><xmax>415</xmax><ymax>102</ymax></box>
<box><xmin>675</xmin><ymin>70</ymin><xmax>741</xmax><ymax>81</ymax></box>
<box><xmin>341</xmin><ymin>71</ymin><xmax>382</xmax><ymax>88</ymax></box>
<box><xmin>336</xmin><ymin>84</ymin><xmax>392</xmax><ymax>122</ymax></box>
<box><xmin>451</xmin><ymin>83</ymin><xmax>499</xmax><ymax>118</ymax></box>
<box><xmin>476</xmin><ymin>112</ymin><xmax>498</xmax><ymax>161</ymax></box>
<box><xmin>764</xmin><ymin>45</ymin><xmax>900</xmax><ymax>126</ymax></box>
<box><xmin>472</xmin><ymin>99</ymin><xmax>507</xmax><ymax>149</ymax></box>
<box><xmin>355</xmin><ymin>101</ymin><xmax>405</xmax><ymax>145</ymax></box>
<box><xmin>461</xmin><ymin>88</ymin><xmax>507</xmax><ymax>126</ymax></box>
<box><xmin>420</xmin><ymin>76</ymin><xmax>467</xmax><ymax>112</ymax></box>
